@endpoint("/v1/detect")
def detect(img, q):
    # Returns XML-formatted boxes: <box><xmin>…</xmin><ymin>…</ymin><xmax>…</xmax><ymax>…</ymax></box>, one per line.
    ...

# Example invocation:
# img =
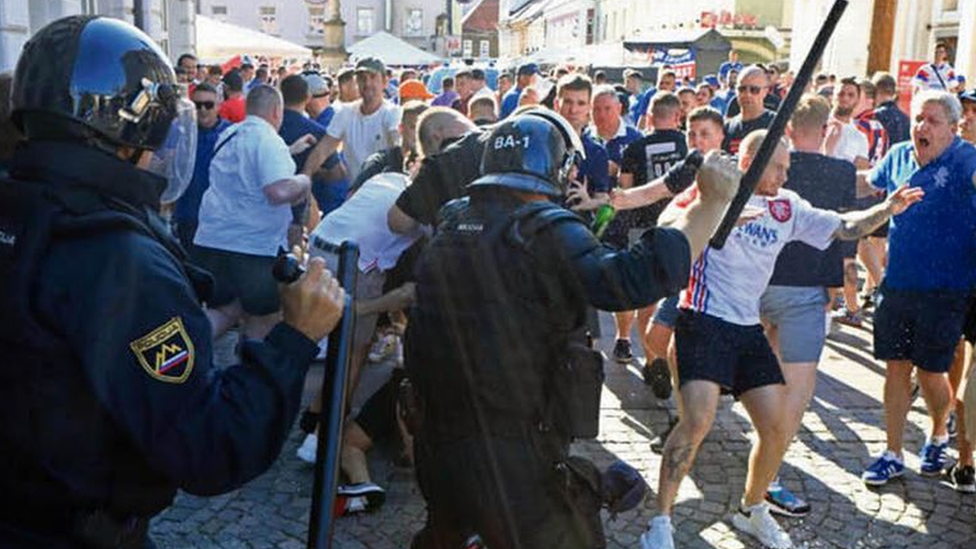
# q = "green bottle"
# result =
<box><xmin>592</xmin><ymin>203</ymin><xmax>616</xmax><ymax>238</ymax></box>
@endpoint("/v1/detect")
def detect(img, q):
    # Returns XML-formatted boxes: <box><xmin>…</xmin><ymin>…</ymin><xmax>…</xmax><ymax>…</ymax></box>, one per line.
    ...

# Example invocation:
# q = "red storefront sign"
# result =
<box><xmin>897</xmin><ymin>59</ymin><xmax>926</xmax><ymax>115</ymax></box>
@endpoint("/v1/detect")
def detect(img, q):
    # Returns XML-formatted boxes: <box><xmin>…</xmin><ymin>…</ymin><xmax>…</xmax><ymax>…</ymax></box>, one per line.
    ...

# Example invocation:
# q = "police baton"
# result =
<box><xmin>272</xmin><ymin>240</ymin><xmax>359</xmax><ymax>549</ymax></box>
<box><xmin>708</xmin><ymin>0</ymin><xmax>848</xmax><ymax>249</ymax></box>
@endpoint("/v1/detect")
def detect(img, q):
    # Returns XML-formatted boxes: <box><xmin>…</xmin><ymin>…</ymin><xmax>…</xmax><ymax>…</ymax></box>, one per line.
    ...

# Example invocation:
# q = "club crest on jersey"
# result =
<box><xmin>768</xmin><ymin>199</ymin><xmax>792</xmax><ymax>222</ymax></box>
<box><xmin>130</xmin><ymin>317</ymin><xmax>195</xmax><ymax>383</ymax></box>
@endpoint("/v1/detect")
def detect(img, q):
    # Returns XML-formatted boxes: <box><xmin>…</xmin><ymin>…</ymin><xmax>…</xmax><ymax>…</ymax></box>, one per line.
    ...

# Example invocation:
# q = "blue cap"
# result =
<box><xmin>703</xmin><ymin>74</ymin><xmax>720</xmax><ymax>88</ymax></box>
<box><xmin>601</xmin><ymin>460</ymin><xmax>648</xmax><ymax>516</ymax></box>
<box><xmin>960</xmin><ymin>88</ymin><xmax>976</xmax><ymax>104</ymax></box>
<box><xmin>517</xmin><ymin>62</ymin><xmax>540</xmax><ymax>77</ymax></box>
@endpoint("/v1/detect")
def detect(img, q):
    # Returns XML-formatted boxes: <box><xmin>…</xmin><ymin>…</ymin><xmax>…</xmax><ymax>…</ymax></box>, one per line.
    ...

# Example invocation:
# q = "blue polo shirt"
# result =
<box><xmin>314</xmin><ymin>106</ymin><xmax>335</xmax><ymax>130</ymax></box>
<box><xmin>500</xmin><ymin>87</ymin><xmax>523</xmax><ymax>119</ymax></box>
<box><xmin>629</xmin><ymin>88</ymin><xmax>655</xmax><ymax>125</ymax></box>
<box><xmin>870</xmin><ymin>138</ymin><xmax>976</xmax><ymax>290</ymax></box>
<box><xmin>586</xmin><ymin>119</ymin><xmax>643</xmax><ymax>188</ymax></box>
<box><xmin>173</xmin><ymin>119</ymin><xmax>231</xmax><ymax>224</ymax></box>
<box><xmin>578</xmin><ymin>132</ymin><xmax>611</xmax><ymax>195</ymax></box>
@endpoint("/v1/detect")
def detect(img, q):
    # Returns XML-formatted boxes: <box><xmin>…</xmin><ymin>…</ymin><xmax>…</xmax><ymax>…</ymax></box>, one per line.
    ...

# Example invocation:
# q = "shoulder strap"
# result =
<box><xmin>931</xmin><ymin>63</ymin><xmax>949</xmax><ymax>90</ymax></box>
<box><xmin>505</xmin><ymin>200</ymin><xmax>583</xmax><ymax>251</ymax></box>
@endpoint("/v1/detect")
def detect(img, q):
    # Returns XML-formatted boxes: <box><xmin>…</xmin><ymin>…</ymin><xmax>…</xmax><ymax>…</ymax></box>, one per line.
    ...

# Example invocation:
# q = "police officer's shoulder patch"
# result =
<box><xmin>129</xmin><ymin>317</ymin><xmax>195</xmax><ymax>383</ymax></box>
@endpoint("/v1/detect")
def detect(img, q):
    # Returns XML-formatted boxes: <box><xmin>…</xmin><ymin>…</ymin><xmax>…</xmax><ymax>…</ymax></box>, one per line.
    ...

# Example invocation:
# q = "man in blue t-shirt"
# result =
<box><xmin>499</xmin><ymin>63</ymin><xmax>540</xmax><ymax>119</ymax></box>
<box><xmin>302</xmin><ymin>73</ymin><xmax>349</xmax><ymax>215</ymax></box>
<box><xmin>860</xmin><ymin>90</ymin><xmax>976</xmax><ymax>488</ymax></box>
<box><xmin>278</xmin><ymin>75</ymin><xmax>329</xmax><ymax>242</ymax></box>
<box><xmin>872</xmin><ymin>72</ymin><xmax>911</xmax><ymax>144</ymax></box>
<box><xmin>555</xmin><ymin>74</ymin><xmax>611</xmax><ymax>200</ymax></box>
<box><xmin>718</xmin><ymin>50</ymin><xmax>744</xmax><ymax>85</ymax></box>
<box><xmin>173</xmin><ymin>83</ymin><xmax>231</xmax><ymax>249</ymax></box>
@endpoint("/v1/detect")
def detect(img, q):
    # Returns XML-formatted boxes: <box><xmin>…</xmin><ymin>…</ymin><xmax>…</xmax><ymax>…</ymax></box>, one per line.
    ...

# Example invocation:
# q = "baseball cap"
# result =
<box><xmin>517</xmin><ymin>63</ymin><xmax>540</xmax><ymax>77</ymax></box>
<box><xmin>471</xmin><ymin>68</ymin><xmax>486</xmax><ymax>81</ymax></box>
<box><xmin>703</xmin><ymin>74</ymin><xmax>720</xmax><ymax>88</ymax></box>
<box><xmin>399</xmin><ymin>80</ymin><xmax>434</xmax><ymax>101</ymax></box>
<box><xmin>623</xmin><ymin>69</ymin><xmax>644</xmax><ymax>80</ymax></box>
<box><xmin>355</xmin><ymin>56</ymin><xmax>386</xmax><ymax>75</ymax></box>
<box><xmin>304</xmin><ymin>74</ymin><xmax>330</xmax><ymax>98</ymax></box>
<box><xmin>959</xmin><ymin>88</ymin><xmax>976</xmax><ymax>104</ymax></box>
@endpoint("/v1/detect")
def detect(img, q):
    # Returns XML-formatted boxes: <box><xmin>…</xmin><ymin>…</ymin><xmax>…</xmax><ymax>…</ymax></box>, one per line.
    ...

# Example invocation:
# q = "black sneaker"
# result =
<box><xmin>612</xmin><ymin>339</ymin><xmax>633</xmax><ymax>363</ymax></box>
<box><xmin>946</xmin><ymin>463</ymin><xmax>976</xmax><ymax>493</ymax></box>
<box><xmin>642</xmin><ymin>358</ymin><xmax>672</xmax><ymax>400</ymax></box>
<box><xmin>650</xmin><ymin>418</ymin><xmax>678</xmax><ymax>454</ymax></box>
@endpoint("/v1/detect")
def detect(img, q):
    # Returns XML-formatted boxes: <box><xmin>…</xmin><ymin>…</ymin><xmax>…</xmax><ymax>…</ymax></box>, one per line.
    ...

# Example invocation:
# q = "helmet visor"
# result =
<box><xmin>148</xmin><ymin>97</ymin><xmax>197</xmax><ymax>204</ymax></box>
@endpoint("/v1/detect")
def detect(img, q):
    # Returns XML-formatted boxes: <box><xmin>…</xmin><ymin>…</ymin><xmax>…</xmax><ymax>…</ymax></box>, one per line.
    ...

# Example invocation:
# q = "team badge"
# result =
<box><xmin>768</xmin><ymin>199</ymin><xmax>792</xmax><ymax>222</ymax></box>
<box><xmin>129</xmin><ymin>317</ymin><xmax>195</xmax><ymax>383</ymax></box>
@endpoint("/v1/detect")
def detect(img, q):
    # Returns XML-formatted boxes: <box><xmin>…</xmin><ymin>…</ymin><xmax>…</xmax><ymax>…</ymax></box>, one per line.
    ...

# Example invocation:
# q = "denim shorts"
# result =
<box><xmin>652</xmin><ymin>296</ymin><xmax>681</xmax><ymax>328</ymax></box>
<box><xmin>759</xmin><ymin>285</ymin><xmax>829</xmax><ymax>363</ymax></box>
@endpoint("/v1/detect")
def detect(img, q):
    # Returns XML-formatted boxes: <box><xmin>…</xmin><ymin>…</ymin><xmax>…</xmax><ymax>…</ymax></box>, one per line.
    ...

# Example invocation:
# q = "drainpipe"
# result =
<box><xmin>133</xmin><ymin>0</ymin><xmax>145</xmax><ymax>31</ymax></box>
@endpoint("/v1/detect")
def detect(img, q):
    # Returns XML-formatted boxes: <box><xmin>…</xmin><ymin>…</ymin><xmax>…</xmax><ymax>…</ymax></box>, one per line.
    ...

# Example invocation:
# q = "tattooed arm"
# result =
<box><xmin>833</xmin><ymin>185</ymin><xmax>924</xmax><ymax>241</ymax></box>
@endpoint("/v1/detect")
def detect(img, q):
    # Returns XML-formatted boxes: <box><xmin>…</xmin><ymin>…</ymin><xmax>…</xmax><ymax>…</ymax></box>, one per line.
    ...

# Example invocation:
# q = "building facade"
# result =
<box><xmin>196</xmin><ymin>0</ymin><xmax>448</xmax><ymax>54</ymax></box>
<box><xmin>1</xmin><ymin>0</ymin><xmax>195</xmax><ymax>71</ymax></box>
<box><xmin>790</xmin><ymin>0</ymin><xmax>976</xmax><ymax>84</ymax></box>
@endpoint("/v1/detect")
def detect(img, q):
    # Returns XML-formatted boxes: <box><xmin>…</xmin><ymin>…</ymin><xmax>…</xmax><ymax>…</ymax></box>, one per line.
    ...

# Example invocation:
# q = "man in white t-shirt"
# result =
<box><xmin>824</xmin><ymin>77</ymin><xmax>871</xmax><ymax>328</ymax></box>
<box><xmin>641</xmin><ymin>130</ymin><xmax>922</xmax><ymax>549</ymax></box>
<box><xmin>913</xmin><ymin>42</ymin><xmax>962</xmax><ymax>94</ymax></box>
<box><xmin>302</xmin><ymin>57</ymin><xmax>402</xmax><ymax>184</ymax></box>
<box><xmin>193</xmin><ymin>85</ymin><xmax>316</xmax><ymax>340</ymax></box>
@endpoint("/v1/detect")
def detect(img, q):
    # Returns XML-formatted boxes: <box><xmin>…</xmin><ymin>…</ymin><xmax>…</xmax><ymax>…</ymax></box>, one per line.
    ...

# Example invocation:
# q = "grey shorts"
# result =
<box><xmin>759</xmin><ymin>285</ymin><xmax>829</xmax><ymax>364</ymax></box>
<box><xmin>354</xmin><ymin>269</ymin><xmax>386</xmax><ymax>348</ymax></box>
<box><xmin>653</xmin><ymin>296</ymin><xmax>681</xmax><ymax>328</ymax></box>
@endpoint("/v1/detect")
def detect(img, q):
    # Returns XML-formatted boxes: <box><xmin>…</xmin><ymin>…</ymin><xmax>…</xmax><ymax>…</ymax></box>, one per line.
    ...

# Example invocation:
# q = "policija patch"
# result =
<box><xmin>129</xmin><ymin>317</ymin><xmax>195</xmax><ymax>383</ymax></box>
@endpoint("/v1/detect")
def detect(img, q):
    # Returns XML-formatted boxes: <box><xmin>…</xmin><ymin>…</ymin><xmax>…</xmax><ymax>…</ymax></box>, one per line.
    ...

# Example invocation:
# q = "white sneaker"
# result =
<box><xmin>639</xmin><ymin>515</ymin><xmax>675</xmax><ymax>549</ymax></box>
<box><xmin>296</xmin><ymin>433</ymin><xmax>318</xmax><ymax>464</ymax></box>
<box><xmin>731</xmin><ymin>503</ymin><xmax>793</xmax><ymax>549</ymax></box>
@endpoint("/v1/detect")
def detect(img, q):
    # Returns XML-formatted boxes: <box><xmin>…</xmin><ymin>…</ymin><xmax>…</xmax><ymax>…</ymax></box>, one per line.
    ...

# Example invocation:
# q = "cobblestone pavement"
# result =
<box><xmin>153</xmin><ymin>311</ymin><xmax>976</xmax><ymax>549</ymax></box>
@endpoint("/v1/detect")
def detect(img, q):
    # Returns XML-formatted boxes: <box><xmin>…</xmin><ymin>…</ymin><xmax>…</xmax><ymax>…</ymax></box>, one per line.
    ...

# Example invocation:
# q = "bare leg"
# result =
<box><xmin>243</xmin><ymin>311</ymin><xmax>281</xmax><ymax>340</ymax></box>
<box><xmin>842</xmin><ymin>258</ymin><xmax>860</xmax><ymax>314</ymax></box>
<box><xmin>614</xmin><ymin>310</ymin><xmax>635</xmax><ymax>349</ymax></box>
<box><xmin>340</xmin><ymin>420</ymin><xmax>374</xmax><ymax>484</ymax></box>
<box><xmin>656</xmin><ymin>380</ymin><xmax>721</xmax><ymax>515</ymax></box>
<box><xmin>949</xmin><ymin>340</ymin><xmax>974</xmax><ymax>466</ymax></box>
<box><xmin>917</xmin><ymin>369</ymin><xmax>951</xmax><ymax>440</ymax></box>
<box><xmin>666</xmin><ymin>335</ymin><xmax>683</xmax><ymax>418</ymax></box>
<box><xmin>647</xmin><ymin>322</ymin><xmax>672</xmax><ymax>361</ymax></box>
<box><xmin>207</xmin><ymin>300</ymin><xmax>244</xmax><ymax>338</ymax></box>
<box><xmin>739</xmin><ymin>384</ymin><xmax>792</xmax><ymax>506</ymax></box>
<box><xmin>636</xmin><ymin>304</ymin><xmax>657</xmax><ymax>360</ymax></box>
<box><xmin>857</xmin><ymin>238</ymin><xmax>885</xmax><ymax>294</ymax></box>
<box><xmin>885</xmin><ymin>360</ymin><xmax>915</xmax><ymax>455</ymax></box>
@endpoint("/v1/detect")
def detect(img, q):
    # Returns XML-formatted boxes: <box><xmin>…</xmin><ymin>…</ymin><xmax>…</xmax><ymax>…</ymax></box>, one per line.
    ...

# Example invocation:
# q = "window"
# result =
<box><xmin>463</xmin><ymin>39</ymin><xmax>473</xmax><ymax>58</ymax></box>
<box><xmin>357</xmin><ymin>8</ymin><xmax>375</xmax><ymax>36</ymax></box>
<box><xmin>943</xmin><ymin>0</ymin><xmax>959</xmax><ymax>11</ymax></box>
<box><xmin>404</xmin><ymin>8</ymin><xmax>424</xmax><ymax>37</ymax></box>
<box><xmin>81</xmin><ymin>0</ymin><xmax>97</xmax><ymax>15</ymax></box>
<box><xmin>258</xmin><ymin>6</ymin><xmax>278</xmax><ymax>35</ymax></box>
<box><xmin>211</xmin><ymin>5</ymin><xmax>228</xmax><ymax>22</ymax></box>
<box><xmin>308</xmin><ymin>6</ymin><xmax>326</xmax><ymax>35</ymax></box>
<box><xmin>480</xmin><ymin>40</ymin><xmax>490</xmax><ymax>58</ymax></box>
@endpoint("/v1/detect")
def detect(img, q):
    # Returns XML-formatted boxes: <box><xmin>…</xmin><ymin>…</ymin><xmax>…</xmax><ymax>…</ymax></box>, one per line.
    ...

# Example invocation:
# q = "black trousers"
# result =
<box><xmin>411</xmin><ymin>434</ymin><xmax>604</xmax><ymax>549</ymax></box>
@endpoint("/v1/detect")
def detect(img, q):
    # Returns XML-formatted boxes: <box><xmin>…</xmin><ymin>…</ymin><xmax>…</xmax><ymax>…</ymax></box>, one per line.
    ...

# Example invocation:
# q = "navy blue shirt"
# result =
<box><xmin>173</xmin><ymin>119</ymin><xmax>231</xmax><ymax>224</ymax></box>
<box><xmin>769</xmin><ymin>152</ymin><xmax>856</xmax><ymax>288</ymax></box>
<box><xmin>874</xmin><ymin>100</ymin><xmax>911</xmax><ymax>144</ymax></box>
<box><xmin>279</xmin><ymin>109</ymin><xmax>327</xmax><ymax>171</ymax></box>
<box><xmin>870</xmin><ymin>138</ymin><xmax>976</xmax><ymax>290</ymax></box>
<box><xmin>578</xmin><ymin>132</ymin><xmax>611</xmax><ymax>195</ymax></box>
<box><xmin>723</xmin><ymin>110</ymin><xmax>775</xmax><ymax>155</ymax></box>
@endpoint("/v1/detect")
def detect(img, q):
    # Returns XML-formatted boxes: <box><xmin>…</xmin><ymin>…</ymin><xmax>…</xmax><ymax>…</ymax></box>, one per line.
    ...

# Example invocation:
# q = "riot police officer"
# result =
<box><xmin>405</xmin><ymin>110</ymin><xmax>739</xmax><ymax>549</ymax></box>
<box><xmin>0</xmin><ymin>16</ymin><xmax>344</xmax><ymax>548</ymax></box>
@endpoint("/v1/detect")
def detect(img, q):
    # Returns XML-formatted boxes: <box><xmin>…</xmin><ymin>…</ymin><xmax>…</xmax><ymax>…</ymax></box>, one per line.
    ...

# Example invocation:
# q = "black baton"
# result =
<box><xmin>709</xmin><ymin>0</ymin><xmax>848</xmax><ymax>249</ymax></box>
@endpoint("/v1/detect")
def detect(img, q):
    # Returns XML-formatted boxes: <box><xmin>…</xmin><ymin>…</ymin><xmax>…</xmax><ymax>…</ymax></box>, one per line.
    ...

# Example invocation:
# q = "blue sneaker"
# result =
<box><xmin>920</xmin><ymin>439</ymin><xmax>949</xmax><ymax>476</ymax></box>
<box><xmin>765</xmin><ymin>483</ymin><xmax>810</xmax><ymax>517</ymax></box>
<box><xmin>862</xmin><ymin>453</ymin><xmax>905</xmax><ymax>486</ymax></box>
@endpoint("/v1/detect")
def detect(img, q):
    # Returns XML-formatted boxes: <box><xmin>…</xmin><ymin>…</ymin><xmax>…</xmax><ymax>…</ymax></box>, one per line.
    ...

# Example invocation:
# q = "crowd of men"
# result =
<box><xmin>3</xmin><ymin>15</ymin><xmax>976</xmax><ymax>549</ymax></box>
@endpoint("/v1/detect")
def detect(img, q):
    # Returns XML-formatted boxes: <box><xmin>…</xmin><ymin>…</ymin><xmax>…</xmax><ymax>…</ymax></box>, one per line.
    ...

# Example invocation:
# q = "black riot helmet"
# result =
<box><xmin>470</xmin><ymin>109</ymin><xmax>585</xmax><ymax>197</ymax></box>
<box><xmin>11</xmin><ymin>16</ymin><xmax>197</xmax><ymax>203</ymax></box>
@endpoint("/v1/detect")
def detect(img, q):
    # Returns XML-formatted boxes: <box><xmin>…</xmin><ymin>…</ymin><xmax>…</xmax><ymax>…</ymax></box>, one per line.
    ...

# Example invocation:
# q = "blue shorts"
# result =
<box><xmin>674</xmin><ymin>310</ymin><xmax>784</xmax><ymax>397</ymax></box>
<box><xmin>873</xmin><ymin>286</ymin><xmax>970</xmax><ymax>373</ymax></box>
<box><xmin>759</xmin><ymin>286</ymin><xmax>829</xmax><ymax>363</ymax></box>
<box><xmin>652</xmin><ymin>296</ymin><xmax>680</xmax><ymax>328</ymax></box>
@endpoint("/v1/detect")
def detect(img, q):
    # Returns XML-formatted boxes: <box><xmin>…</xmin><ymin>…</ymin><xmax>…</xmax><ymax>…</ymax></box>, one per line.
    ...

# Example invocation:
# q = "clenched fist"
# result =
<box><xmin>281</xmin><ymin>257</ymin><xmax>345</xmax><ymax>342</ymax></box>
<box><xmin>696</xmin><ymin>150</ymin><xmax>741</xmax><ymax>206</ymax></box>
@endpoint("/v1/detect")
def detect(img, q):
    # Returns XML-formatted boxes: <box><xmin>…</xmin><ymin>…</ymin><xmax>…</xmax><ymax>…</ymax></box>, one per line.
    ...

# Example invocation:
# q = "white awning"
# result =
<box><xmin>347</xmin><ymin>31</ymin><xmax>441</xmax><ymax>66</ymax></box>
<box><xmin>196</xmin><ymin>15</ymin><xmax>312</xmax><ymax>61</ymax></box>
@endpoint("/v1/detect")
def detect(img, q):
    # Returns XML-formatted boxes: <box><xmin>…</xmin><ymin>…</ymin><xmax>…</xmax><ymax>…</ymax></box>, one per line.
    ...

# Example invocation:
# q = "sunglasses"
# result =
<box><xmin>194</xmin><ymin>100</ymin><xmax>216</xmax><ymax>110</ymax></box>
<box><xmin>737</xmin><ymin>85</ymin><xmax>764</xmax><ymax>95</ymax></box>
<box><xmin>313</xmin><ymin>92</ymin><xmax>330</xmax><ymax>99</ymax></box>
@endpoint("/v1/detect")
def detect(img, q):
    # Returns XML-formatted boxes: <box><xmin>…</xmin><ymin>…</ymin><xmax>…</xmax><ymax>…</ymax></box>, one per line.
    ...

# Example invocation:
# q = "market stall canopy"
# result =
<box><xmin>196</xmin><ymin>15</ymin><xmax>312</xmax><ymax>61</ymax></box>
<box><xmin>347</xmin><ymin>31</ymin><xmax>441</xmax><ymax>66</ymax></box>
